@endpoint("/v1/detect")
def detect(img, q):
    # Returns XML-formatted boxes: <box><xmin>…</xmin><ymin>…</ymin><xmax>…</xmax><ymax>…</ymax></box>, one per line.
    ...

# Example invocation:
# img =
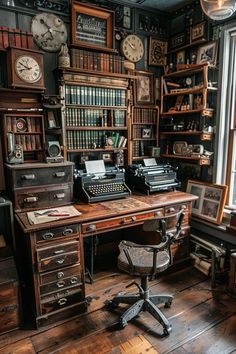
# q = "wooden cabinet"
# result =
<box><xmin>130</xmin><ymin>105</ymin><xmax>159</xmax><ymax>162</ymax></box>
<box><xmin>14</xmin><ymin>220</ymin><xmax>86</xmax><ymax>328</ymax></box>
<box><xmin>58</xmin><ymin>69</ymin><xmax>131</xmax><ymax>167</ymax></box>
<box><xmin>160</xmin><ymin>63</ymin><xmax>217</xmax><ymax>168</ymax></box>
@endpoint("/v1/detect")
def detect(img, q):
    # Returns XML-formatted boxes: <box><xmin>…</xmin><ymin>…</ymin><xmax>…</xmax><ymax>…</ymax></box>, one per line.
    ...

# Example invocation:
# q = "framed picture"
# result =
<box><xmin>196</xmin><ymin>41</ymin><xmax>218</xmax><ymax>66</ymax></box>
<box><xmin>135</xmin><ymin>71</ymin><xmax>154</xmax><ymax>105</ymax></box>
<box><xmin>71</xmin><ymin>1</ymin><xmax>115</xmax><ymax>52</ymax></box>
<box><xmin>186</xmin><ymin>179</ymin><xmax>228</xmax><ymax>224</ymax></box>
<box><xmin>46</xmin><ymin>111</ymin><xmax>58</xmax><ymax>128</ymax></box>
<box><xmin>176</xmin><ymin>50</ymin><xmax>185</xmax><ymax>64</ymax></box>
<box><xmin>174</xmin><ymin>95</ymin><xmax>184</xmax><ymax>111</ymax></box>
<box><xmin>142</xmin><ymin>128</ymin><xmax>152</xmax><ymax>139</ymax></box>
<box><xmin>170</xmin><ymin>32</ymin><xmax>185</xmax><ymax>49</ymax></box>
<box><xmin>149</xmin><ymin>37</ymin><xmax>167</xmax><ymax>66</ymax></box>
<box><xmin>191</xmin><ymin>21</ymin><xmax>208</xmax><ymax>43</ymax></box>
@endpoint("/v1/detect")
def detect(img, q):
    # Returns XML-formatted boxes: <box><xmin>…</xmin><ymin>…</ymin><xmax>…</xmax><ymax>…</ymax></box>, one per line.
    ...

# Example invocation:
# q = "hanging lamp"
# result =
<box><xmin>200</xmin><ymin>0</ymin><xmax>236</xmax><ymax>20</ymax></box>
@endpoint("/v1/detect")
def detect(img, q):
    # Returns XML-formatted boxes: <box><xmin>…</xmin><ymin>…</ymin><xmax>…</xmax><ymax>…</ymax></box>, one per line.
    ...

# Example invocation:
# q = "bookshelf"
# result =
<box><xmin>131</xmin><ymin>106</ymin><xmax>159</xmax><ymax>162</ymax></box>
<box><xmin>160</xmin><ymin>63</ymin><xmax>217</xmax><ymax>167</ymax></box>
<box><xmin>58</xmin><ymin>69</ymin><xmax>130</xmax><ymax>166</ymax></box>
<box><xmin>3</xmin><ymin>113</ymin><xmax>45</xmax><ymax>163</ymax></box>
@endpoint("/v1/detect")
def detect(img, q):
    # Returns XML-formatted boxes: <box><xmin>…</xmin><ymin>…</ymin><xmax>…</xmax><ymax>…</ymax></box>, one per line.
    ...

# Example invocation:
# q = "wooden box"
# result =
<box><xmin>0</xmin><ymin>253</ymin><xmax>20</xmax><ymax>333</ymax></box>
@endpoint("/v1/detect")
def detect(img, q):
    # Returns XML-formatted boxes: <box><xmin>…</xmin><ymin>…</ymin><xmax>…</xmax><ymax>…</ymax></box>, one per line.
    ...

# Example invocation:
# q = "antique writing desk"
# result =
<box><xmin>14</xmin><ymin>191</ymin><xmax>197</xmax><ymax>328</ymax></box>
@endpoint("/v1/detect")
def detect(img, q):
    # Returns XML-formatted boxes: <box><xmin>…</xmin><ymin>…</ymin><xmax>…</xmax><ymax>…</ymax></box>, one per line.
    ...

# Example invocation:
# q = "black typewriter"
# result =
<box><xmin>74</xmin><ymin>160</ymin><xmax>131</xmax><ymax>203</ymax></box>
<box><xmin>126</xmin><ymin>160</ymin><xmax>180</xmax><ymax>195</ymax></box>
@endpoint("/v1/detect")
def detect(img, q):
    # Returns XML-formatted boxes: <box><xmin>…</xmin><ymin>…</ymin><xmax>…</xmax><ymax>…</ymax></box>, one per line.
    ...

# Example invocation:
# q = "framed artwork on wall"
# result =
<box><xmin>135</xmin><ymin>71</ymin><xmax>154</xmax><ymax>105</ymax></box>
<box><xmin>170</xmin><ymin>32</ymin><xmax>185</xmax><ymax>50</ymax></box>
<box><xmin>149</xmin><ymin>37</ymin><xmax>167</xmax><ymax>66</ymax></box>
<box><xmin>71</xmin><ymin>1</ymin><xmax>115</xmax><ymax>52</ymax></box>
<box><xmin>191</xmin><ymin>21</ymin><xmax>208</xmax><ymax>43</ymax></box>
<box><xmin>186</xmin><ymin>179</ymin><xmax>228</xmax><ymax>224</ymax></box>
<box><xmin>196</xmin><ymin>41</ymin><xmax>218</xmax><ymax>66</ymax></box>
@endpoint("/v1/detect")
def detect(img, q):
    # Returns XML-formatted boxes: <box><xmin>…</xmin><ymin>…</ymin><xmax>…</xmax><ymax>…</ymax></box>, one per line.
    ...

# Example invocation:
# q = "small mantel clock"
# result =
<box><xmin>7</xmin><ymin>47</ymin><xmax>45</xmax><ymax>90</ymax></box>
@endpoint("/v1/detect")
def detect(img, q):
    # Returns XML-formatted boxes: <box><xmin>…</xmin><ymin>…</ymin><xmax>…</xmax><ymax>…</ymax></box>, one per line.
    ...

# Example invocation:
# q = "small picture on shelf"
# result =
<box><xmin>47</xmin><ymin>111</ymin><xmax>58</xmax><ymax>128</ymax></box>
<box><xmin>176</xmin><ymin>50</ymin><xmax>185</xmax><ymax>64</ymax></box>
<box><xmin>142</xmin><ymin>128</ymin><xmax>152</xmax><ymax>139</ymax></box>
<box><xmin>16</xmin><ymin>118</ymin><xmax>28</xmax><ymax>132</ymax></box>
<box><xmin>174</xmin><ymin>95</ymin><xmax>184</xmax><ymax>111</ymax></box>
<box><xmin>170</xmin><ymin>32</ymin><xmax>185</xmax><ymax>49</ymax></box>
<box><xmin>196</xmin><ymin>41</ymin><xmax>218</xmax><ymax>66</ymax></box>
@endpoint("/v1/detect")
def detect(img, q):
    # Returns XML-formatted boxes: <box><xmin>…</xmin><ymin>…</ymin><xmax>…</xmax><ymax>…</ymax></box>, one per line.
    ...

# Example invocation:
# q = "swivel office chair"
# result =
<box><xmin>106</xmin><ymin>209</ymin><xmax>185</xmax><ymax>336</ymax></box>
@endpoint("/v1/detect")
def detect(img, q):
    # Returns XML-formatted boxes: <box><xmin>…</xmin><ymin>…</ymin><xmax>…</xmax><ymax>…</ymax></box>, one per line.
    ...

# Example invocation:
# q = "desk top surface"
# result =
<box><xmin>15</xmin><ymin>191</ymin><xmax>197</xmax><ymax>233</ymax></box>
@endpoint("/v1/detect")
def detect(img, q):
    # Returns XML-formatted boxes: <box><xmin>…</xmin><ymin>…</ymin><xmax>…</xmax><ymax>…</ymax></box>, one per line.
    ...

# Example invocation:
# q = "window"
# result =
<box><xmin>215</xmin><ymin>25</ymin><xmax>236</xmax><ymax>209</ymax></box>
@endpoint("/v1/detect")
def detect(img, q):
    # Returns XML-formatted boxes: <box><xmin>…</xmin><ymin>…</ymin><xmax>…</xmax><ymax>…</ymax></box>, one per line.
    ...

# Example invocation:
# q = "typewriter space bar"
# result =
<box><xmin>150</xmin><ymin>182</ymin><xmax>178</xmax><ymax>189</ymax></box>
<box><xmin>93</xmin><ymin>190</ymin><xmax>126</xmax><ymax>196</ymax></box>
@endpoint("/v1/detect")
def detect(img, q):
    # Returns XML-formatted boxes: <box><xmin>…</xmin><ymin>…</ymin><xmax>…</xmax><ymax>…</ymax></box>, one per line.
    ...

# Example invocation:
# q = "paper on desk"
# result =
<box><xmin>27</xmin><ymin>206</ymin><xmax>81</xmax><ymax>225</ymax></box>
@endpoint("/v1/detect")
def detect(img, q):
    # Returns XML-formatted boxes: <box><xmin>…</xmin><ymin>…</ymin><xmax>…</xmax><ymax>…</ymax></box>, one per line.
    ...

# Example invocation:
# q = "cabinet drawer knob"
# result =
<box><xmin>57</xmin><ymin>271</ymin><xmax>64</xmax><ymax>278</ymax></box>
<box><xmin>54</xmin><ymin>249</ymin><xmax>64</xmax><ymax>255</ymax></box>
<box><xmin>58</xmin><ymin>298</ymin><xmax>67</xmax><ymax>306</ymax></box>
<box><xmin>24</xmin><ymin>196</ymin><xmax>38</xmax><ymax>203</ymax></box>
<box><xmin>87</xmin><ymin>224</ymin><xmax>96</xmax><ymax>232</ymax></box>
<box><xmin>70</xmin><ymin>276</ymin><xmax>78</xmax><ymax>284</ymax></box>
<box><xmin>54</xmin><ymin>172</ymin><xmax>66</xmax><ymax>178</ymax></box>
<box><xmin>54</xmin><ymin>193</ymin><xmax>65</xmax><ymax>199</ymax></box>
<box><xmin>21</xmin><ymin>174</ymin><xmax>36</xmax><ymax>180</ymax></box>
<box><xmin>167</xmin><ymin>207</ymin><xmax>175</xmax><ymax>213</ymax></box>
<box><xmin>131</xmin><ymin>216</ymin><xmax>136</xmax><ymax>222</ymax></box>
<box><xmin>42</xmin><ymin>232</ymin><xmax>54</xmax><ymax>240</ymax></box>
<box><xmin>57</xmin><ymin>280</ymin><xmax>66</xmax><ymax>288</ymax></box>
<box><xmin>181</xmin><ymin>205</ymin><xmax>187</xmax><ymax>210</ymax></box>
<box><xmin>57</xmin><ymin>258</ymin><xmax>65</xmax><ymax>264</ymax></box>
<box><xmin>63</xmin><ymin>228</ymin><xmax>73</xmax><ymax>236</ymax></box>
<box><xmin>155</xmin><ymin>211</ymin><xmax>162</xmax><ymax>216</ymax></box>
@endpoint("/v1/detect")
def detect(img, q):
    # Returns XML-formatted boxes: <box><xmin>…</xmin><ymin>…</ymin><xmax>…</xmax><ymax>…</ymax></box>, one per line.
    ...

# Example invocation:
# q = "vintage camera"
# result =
<box><xmin>6</xmin><ymin>132</ymin><xmax>24</xmax><ymax>164</ymax></box>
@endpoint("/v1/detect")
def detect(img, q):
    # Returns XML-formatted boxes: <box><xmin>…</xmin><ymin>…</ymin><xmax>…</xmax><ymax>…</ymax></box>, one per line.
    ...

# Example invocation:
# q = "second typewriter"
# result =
<box><xmin>127</xmin><ymin>160</ymin><xmax>180</xmax><ymax>195</ymax></box>
<box><xmin>74</xmin><ymin>160</ymin><xmax>131</xmax><ymax>203</ymax></box>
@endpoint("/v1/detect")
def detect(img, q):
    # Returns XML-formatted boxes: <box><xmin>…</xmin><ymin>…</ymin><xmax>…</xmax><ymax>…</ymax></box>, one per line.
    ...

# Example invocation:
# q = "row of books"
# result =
<box><xmin>15</xmin><ymin>134</ymin><xmax>42</xmax><ymax>151</ymax></box>
<box><xmin>133</xmin><ymin>108</ymin><xmax>158</xmax><ymax>124</ymax></box>
<box><xmin>70</xmin><ymin>48</ymin><xmax>125</xmax><ymax>74</ymax></box>
<box><xmin>6</xmin><ymin>116</ymin><xmax>42</xmax><ymax>133</ymax></box>
<box><xmin>133</xmin><ymin>141</ymin><xmax>145</xmax><ymax>157</ymax></box>
<box><xmin>66</xmin><ymin>130</ymin><xmax>127</xmax><ymax>150</ymax></box>
<box><xmin>0</xmin><ymin>26</ymin><xmax>34</xmax><ymax>49</ymax></box>
<box><xmin>65</xmin><ymin>85</ymin><xmax>126</xmax><ymax>107</ymax></box>
<box><xmin>65</xmin><ymin>108</ymin><xmax>126</xmax><ymax>127</ymax></box>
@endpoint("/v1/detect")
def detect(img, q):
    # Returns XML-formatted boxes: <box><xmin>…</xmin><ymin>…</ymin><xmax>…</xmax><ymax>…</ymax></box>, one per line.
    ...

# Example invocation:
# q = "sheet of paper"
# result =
<box><xmin>85</xmin><ymin>160</ymin><xmax>106</xmax><ymax>176</ymax></box>
<box><xmin>143</xmin><ymin>158</ymin><xmax>157</xmax><ymax>167</ymax></box>
<box><xmin>27</xmin><ymin>205</ymin><xmax>81</xmax><ymax>225</ymax></box>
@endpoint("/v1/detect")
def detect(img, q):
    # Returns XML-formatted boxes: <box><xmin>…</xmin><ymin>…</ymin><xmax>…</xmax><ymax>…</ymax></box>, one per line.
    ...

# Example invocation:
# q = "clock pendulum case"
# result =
<box><xmin>7</xmin><ymin>47</ymin><xmax>45</xmax><ymax>90</ymax></box>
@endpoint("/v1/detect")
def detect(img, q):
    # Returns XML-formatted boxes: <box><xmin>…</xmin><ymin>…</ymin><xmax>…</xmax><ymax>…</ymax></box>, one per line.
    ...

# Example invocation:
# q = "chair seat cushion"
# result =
<box><xmin>118</xmin><ymin>244</ymin><xmax>170</xmax><ymax>276</ymax></box>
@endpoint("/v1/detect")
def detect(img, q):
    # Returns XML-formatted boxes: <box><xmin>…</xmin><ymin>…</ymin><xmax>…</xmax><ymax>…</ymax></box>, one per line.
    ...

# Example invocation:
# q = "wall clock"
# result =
<box><xmin>7</xmin><ymin>47</ymin><xmax>45</xmax><ymax>90</ymax></box>
<box><xmin>149</xmin><ymin>37</ymin><xmax>167</xmax><ymax>66</ymax></box>
<box><xmin>31</xmin><ymin>12</ymin><xmax>67</xmax><ymax>52</ymax></box>
<box><xmin>120</xmin><ymin>34</ymin><xmax>144</xmax><ymax>63</ymax></box>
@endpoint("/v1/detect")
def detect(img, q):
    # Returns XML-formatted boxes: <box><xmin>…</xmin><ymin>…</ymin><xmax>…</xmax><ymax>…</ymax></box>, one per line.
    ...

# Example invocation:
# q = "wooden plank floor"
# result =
<box><xmin>1</xmin><ymin>266</ymin><xmax>236</xmax><ymax>354</ymax></box>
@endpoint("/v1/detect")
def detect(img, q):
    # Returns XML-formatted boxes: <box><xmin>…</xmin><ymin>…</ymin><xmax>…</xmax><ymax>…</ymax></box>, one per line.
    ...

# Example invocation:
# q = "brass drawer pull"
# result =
<box><xmin>55</xmin><ymin>193</ymin><xmax>65</xmax><ymax>199</ymax></box>
<box><xmin>131</xmin><ymin>216</ymin><xmax>136</xmax><ymax>222</ymax></box>
<box><xmin>58</xmin><ymin>298</ymin><xmax>67</xmax><ymax>306</ymax></box>
<box><xmin>21</xmin><ymin>174</ymin><xmax>36</xmax><ymax>180</ymax></box>
<box><xmin>54</xmin><ymin>172</ymin><xmax>65</xmax><ymax>178</ymax></box>
<box><xmin>24</xmin><ymin>196</ymin><xmax>38</xmax><ymax>203</ymax></box>
<box><xmin>54</xmin><ymin>249</ymin><xmax>64</xmax><ymax>255</ymax></box>
<box><xmin>42</xmin><ymin>232</ymin><xmax>54</xmax><ymax>240</ymax></box>
<box><xmin>86</xmin><ymin>224</ymin><xmax>96</xmax><ymax>232</ymax></box>
<box><xmin>70</xmin><ymin>276</ymin><xmax>78</xmax><ymax>284</ymax></box>
<box><xmin>63</xmin><ymin>228</ymin><xmax>73</xmax><ymax>236</ymax></box>
<box><xmin>57</xmin><ymin>258</ymin><xmax>65</xmax><ymax>264</ymax></box>
<box><xmin>56</xmin><ymin>280</ymin><xmax>65</xmax><ymax>288</ymax></box>
<box><xmin>57</xmin><ymin>271</ymin><xmax>64</xmax><ymax>278</ymax></box>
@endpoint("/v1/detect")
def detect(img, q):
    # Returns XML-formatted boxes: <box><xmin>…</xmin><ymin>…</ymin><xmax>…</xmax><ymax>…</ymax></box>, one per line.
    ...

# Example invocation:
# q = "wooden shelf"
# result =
<box><xmin>67</xmin><ymin>147</ymin><xmax>127</xmax><ymax>152</ymax></box>
<box><xmin>160</xmin><ymin>131</ymin><xmax>213</xmax><ymax>140</ymax></box>
<box><xmin>161</xmin><ymin>154</ymin><xmax>211</xmax><ymax>165</ymax></box>
<box><xmin>167</xmin><ymin>39</ymin><xmax>208</xmax><ymax>54</ymax></box>
<box><xmin>161</xmin><ymin>108</ymin><xmax>214</xmax><ymax>116</ymax></box>
<box><xmin>57</xmin><ymin>67</ymin><xmax>136</xmax><ymax>80</ymax></box>
<box><xmin>132</xmin><ymin>122</ymin><xmax>157</xmax><ymax>125</ymax></box>
<box><xmin>132</xmin><ymin>138</ymin><xmax>157</xmax><ymax>141</ymax></box>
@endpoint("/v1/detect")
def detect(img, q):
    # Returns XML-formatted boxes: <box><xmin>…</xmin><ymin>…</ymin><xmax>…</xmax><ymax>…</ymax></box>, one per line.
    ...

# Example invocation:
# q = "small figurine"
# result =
<box><xmin>58</xmin><ymin>43</ymin><xmax>70</xmax><ymax>68</ymax></box>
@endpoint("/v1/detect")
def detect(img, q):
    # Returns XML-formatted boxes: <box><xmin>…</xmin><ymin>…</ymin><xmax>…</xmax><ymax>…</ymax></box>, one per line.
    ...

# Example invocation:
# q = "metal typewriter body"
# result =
<box><xmin>127</xmin><ymin>163</ymin><xmax>180</xmax><ymax>195</ymax></box>
<box><xmin>74</xmin><ymin>167</ymin><xmax>131</xmax><ymax>203</ymax></box>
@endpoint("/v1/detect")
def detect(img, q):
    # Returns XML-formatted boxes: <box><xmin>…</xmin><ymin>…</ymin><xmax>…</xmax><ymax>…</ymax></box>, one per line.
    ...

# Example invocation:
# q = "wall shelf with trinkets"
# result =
<box><xmin>160</xmin><ymin>63</ymin><xmax>217</xmax><ymax>170</ymax></box>
<box><xmin>58</xmin><ymin>68</ymin><xmax>131</xmax><ymax>167</ymax></box>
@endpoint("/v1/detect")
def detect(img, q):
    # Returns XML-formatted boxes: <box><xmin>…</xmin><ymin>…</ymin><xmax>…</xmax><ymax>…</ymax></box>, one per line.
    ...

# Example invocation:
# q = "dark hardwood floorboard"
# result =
<box><xmin>0</xmin><ymin>266</ymin><xmax>236</xmax><ymax>354</ymax></box>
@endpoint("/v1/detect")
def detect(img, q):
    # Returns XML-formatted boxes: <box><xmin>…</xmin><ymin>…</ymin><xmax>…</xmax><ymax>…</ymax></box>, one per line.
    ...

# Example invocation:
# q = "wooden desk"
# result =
<box><xmin>15</xmin><ymin>191</ymin><xmax>197</xmax><ymax>328</ymax></box>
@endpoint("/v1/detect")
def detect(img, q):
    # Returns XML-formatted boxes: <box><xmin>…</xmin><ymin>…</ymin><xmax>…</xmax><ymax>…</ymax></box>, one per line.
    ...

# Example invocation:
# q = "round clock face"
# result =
<box><xmin>15</xmin><ymin>55</ymin><xmax>42</xmax><ymax>83</ymax></box>
<box><xmin>121</xmin><ymin>34</ymin><xmax>144</xmax><ymax>63</ymax></box>
<box><xmin>185</xmin><ymin>77</ymin><xmax>192</xmax><ymax>86</ymax></box>
<box><xmin>31</xmin><ymin>12</ymin><xmax>67</xmax><ymax>52</ymax></box>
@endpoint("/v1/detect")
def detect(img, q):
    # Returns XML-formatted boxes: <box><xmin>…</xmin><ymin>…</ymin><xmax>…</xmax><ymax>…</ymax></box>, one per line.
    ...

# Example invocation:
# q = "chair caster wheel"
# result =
<box><xmin>163</xmin><ymin>325</ymin><xmax>172</xmax><ymax>336</ymax></box>
<box><xmin>119</xmin><ymin>319</ymin><xmax>127</xmax><ymax>329</ymax></box>
<box><xmin>105</xmin><ymin>300</ymin><xmax>118</xmax><ymax>310</ymax></box>
<box><xmin>164</xmin><ymin>301</ymin><xmax>172</xmax><ymax>308</ymax></box>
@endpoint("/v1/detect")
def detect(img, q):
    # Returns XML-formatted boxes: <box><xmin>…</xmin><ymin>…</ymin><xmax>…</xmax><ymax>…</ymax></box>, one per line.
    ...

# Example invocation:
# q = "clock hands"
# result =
<box><xmin>127</xmin><ymin>39</ymin><xmax>135</xmax><ymax>50</ymax></box>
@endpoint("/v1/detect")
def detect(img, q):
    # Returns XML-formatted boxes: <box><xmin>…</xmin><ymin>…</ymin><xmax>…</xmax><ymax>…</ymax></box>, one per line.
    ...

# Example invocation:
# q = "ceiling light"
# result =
<box><xmin>200</xmin><ymin>0</ymin><xmax>236</xmax><ymax>20</ymax></box>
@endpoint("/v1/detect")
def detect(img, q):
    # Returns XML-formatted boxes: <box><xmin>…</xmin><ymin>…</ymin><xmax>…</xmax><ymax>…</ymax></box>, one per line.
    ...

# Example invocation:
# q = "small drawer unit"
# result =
<box><xmin>5</xmin><ymin>161</ymin><xmax>74</xmax><ymax>211</ymax></box>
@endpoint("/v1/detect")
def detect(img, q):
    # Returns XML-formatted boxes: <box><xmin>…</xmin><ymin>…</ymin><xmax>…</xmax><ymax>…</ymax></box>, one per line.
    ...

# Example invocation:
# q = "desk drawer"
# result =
<box><xmin>81</xmin><ymin>209</ymin><xmax>164</xmax><ymax>235</ymax></box>
<box><xmin>37</xmin><ymin>241</ymin><xmax>79</xmax><ymax>272</ymax></box>
<box><xmin>40</xmin><ymin>276</ymin><xmax>82</xmax><ymax>296</ymax></box>
<box><xmin>171</xmin><ymin>237</ymin><xmax>189</xmax><ymax>262</ymax></box>
<box><xmin>14</xmin><ymin>183</ymin><xmax>73</xmax><ymax>211</ymax></box>
<box><xmin>36</xmin><ymin>224</ymin><xmax>79</xmax><ymax>243</ymax></box>
<box><xmin>40</xmin><ymin>264</ymin><xmax>81</xmax><ymax>285</ymax></box>
<box><xmin>165</xmin><ymin>203</ymin><xmax>190</xmax><ymax>224</ymax></box>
